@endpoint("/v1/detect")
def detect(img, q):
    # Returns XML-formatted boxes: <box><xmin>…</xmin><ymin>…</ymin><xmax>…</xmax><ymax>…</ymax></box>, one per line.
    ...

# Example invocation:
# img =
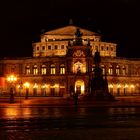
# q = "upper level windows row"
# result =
<box><xmin>25</xmin><ymin>64</ymin><xmax>65</xmax><ymax>75</ymax></box>
<box><xmin>36</xmin><ymin>45</ymin><xmax>65</xmax><ymax>51</ymax></box>
<box><xmin>92</xmin><ymin>65</ymin><xmax>127</xmax><ymax>76</ymax></box>
<box><xmin>27</xmin><ymin>64</ymin><xmax>127</xmax><ymax>76</ymax></box>
<box><xmin>92</xmin><ymin>45</ymin><xmax>115</xmax><ymax>52</ymax></box>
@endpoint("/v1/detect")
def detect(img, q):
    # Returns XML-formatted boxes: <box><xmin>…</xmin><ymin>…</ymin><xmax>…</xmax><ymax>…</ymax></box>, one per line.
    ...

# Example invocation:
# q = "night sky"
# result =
<box><xmin>1</xmin><ymin>0</ymin><xmax>140</xmax><ymax>58</ymax></box>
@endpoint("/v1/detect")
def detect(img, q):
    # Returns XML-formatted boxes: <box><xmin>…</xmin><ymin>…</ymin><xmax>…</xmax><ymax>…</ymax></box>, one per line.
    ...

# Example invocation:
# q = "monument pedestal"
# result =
<box><xmin>87</xmin><ymin>51</ymin><xmax>115</xmax><ymax>101</ymax></box>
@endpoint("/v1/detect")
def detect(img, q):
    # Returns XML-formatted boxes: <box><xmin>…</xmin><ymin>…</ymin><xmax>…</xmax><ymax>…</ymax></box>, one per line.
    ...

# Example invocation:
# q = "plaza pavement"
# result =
<box><xmin>1</xmin><ymin>96</ymin><xmax>140</xmax><ymax>108</ymax></box>
<box><xmin>1</xmin><ymin>96</ymin><xmax>140</xmax><ymax>140</ymax></box>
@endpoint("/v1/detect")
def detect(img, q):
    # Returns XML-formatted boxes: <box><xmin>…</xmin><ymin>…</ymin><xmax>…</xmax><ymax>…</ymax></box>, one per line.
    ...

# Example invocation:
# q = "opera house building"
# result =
<box><xmin>0</xmin><ymin>25</ymin><xmax>140</xmax><ymax>97</ymax></box>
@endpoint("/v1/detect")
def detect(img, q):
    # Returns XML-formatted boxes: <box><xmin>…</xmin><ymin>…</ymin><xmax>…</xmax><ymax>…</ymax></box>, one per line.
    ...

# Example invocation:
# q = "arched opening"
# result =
<box><xmin>75</xmin><ymin>80</ymin><xmax>85</xmax><ymax>95</ymax></box>
<box><xmin>73</xmin><ymin>61</ymin><xmax>86</xmax><ymax>73</ymax></box>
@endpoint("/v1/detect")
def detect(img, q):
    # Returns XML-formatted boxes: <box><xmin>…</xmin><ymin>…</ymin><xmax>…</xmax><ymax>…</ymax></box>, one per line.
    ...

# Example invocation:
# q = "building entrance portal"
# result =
<box><xmin>75</xmin><ymin>80</ymin><xmax>85</xmax><ymax>95</ymax></box>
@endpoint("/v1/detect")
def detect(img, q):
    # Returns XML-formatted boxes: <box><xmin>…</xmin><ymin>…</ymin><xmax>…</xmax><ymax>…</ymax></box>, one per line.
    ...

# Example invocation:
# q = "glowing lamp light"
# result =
<box><xmin>81</xmin><ymin>85</ymin><xmax>84</xmax><ymax>94</ymax></box>
<box><xmin>7</xmin><ymin>75</ymin><xmax>17</xmax><ymax>83</ymax></box>
<box><xmin>109</xmin><ymin>84</ymin><xmax>113</xmax><ymax>88</ymax></box>
<box><xmin>42</xmin><ymin>85</ymin><xmax>46</xmax><ymax>88</ymax></box>
<box><xmin>33</xmin><ymin>83</ymin><xmax>38</xmax><ymax>88</ymax></box>
<box><xmin>124</xmin><ymin>84</ymin><xmax>128</xmax><ymax>88</ymax></box>
<box><xmin>117</xmin><ymin>84</ymin><xmax>121</xmax><ymax>88</ymax></box>
<box><xmin>54</xmin><ymin>84</ymin><xmax>59</xmax><ymax>88</ymax></box>
<box><xmin>24</xmin><ymin>82</ymin><xmax>30</xmax><ymax>88</ymax></box>
<box><xmin>130</xmin><ymin>85</ymin><xmax>135</xmax><ymax>88</ymax></box>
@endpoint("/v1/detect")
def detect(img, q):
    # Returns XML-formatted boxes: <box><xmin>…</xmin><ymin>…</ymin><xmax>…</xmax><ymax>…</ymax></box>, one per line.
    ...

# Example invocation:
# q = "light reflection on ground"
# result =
<box><xmin>0</xmin><ymin>106</ymin><xmax>139</xmax><ymax>120</ymax></box>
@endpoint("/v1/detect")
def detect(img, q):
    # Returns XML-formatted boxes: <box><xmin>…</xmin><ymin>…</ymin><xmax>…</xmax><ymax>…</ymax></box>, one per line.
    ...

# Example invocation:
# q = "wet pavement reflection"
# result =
<box><xmin>0</xmin><ymin>106</ymin><xmax>140</xmax><ymax>132</ymax></box>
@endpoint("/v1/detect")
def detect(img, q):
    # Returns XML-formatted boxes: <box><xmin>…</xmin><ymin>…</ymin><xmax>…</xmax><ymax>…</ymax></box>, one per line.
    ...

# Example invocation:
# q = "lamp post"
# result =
<box><xmin>24</xmin><ymin>82</ymin><xmax>30</xmax><ymax>99</ymax></box>
<box><xmin>7</xmin><ymin>75</ymin><xmax>17</xmax><ymax>103</ymax></box>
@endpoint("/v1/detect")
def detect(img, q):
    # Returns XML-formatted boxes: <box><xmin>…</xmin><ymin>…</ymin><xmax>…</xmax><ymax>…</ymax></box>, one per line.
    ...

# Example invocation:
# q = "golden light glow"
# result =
<box><xmin>7</xmin><ymin>75</ymin><xmax>17</xmax><ymax>82</ymax></box>
<box><xmin>81</xmin><ymin>85</ymin><xmax>84</xmax><ymax>94</ymax></box>
<box><xmin>117</xmin><ymin>84</ymin><xmax>121</xmax><ymax>88</ymax></box>
<box><xmin>54</xmin><ymin>84</ymin><xmax>59</xmax><ymax>88</ymax></box>
<box><xmin>41</xmin><ymin>84</ymin><xmax>46</xmax><ymax>88</ymax></box>
<box><xmin>5</xmin><ymin>108</ymin><xmax>18</xmax><ymax>119</ymax></box>
<box><xmin>33</xmin><ymin>83</ymin><xmax>38</xmax><ymax>88</ymax></box>
<box><xmin>130</xmin><ymin>84</ymin><xmax>135</xmax><ymax>88</ymax></box>
<box><xmin>124</xmin><ymin>84</ymin><xmax>128</xmax><ymax>88</ymax></box>
<box><xmin>109</xmin><ymin>84</ymin><xmax>113</xmax><ymax>88</ymax></box>
<box><xmin>24</xmin><ymin>82</ymin><xmax>30</xmax><ymax>88</ymax></box>
<box><xmin>46</xmin><ymin>84</ymin><xmax>49</xmax><ymax>88</ymax></box>
<box><xmin>73</xmin><ymin>61</ymin><xmax>86</xmax><ymax>73</ymax></box>
<box><xmin>75</xmin><ymin>80</ymin><xmax>85</xmax><ymax>94</ymax></box>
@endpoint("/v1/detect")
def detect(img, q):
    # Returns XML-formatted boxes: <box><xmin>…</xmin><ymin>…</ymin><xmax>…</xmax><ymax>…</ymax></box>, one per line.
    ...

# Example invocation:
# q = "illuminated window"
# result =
<box><xmin>26</xmin><ymin>66</ymin><xmax>30</xmax><ymax>74</ymax></box>
<box><xmin>117</xmin><ymin>84</ymin><xmax>121</xmax><ymax>96</ymax></box>
<box><xmin>122</xmin><ymin>66</ymin><xmax>126</xmax><ymax>75</ymax></box>
<box><xmin>41</xmin><ymin>65</ymin><xmax>47</xmax><ymax>75</ymax></box>
<box><xmin>130</xmin><ymin>84</ymin><xmax>135</xmax><ymax>94</ymax></box>
<box><xmin>92</xmin><ymin>65</ymin><xmax>95</xmax><ymax>72</ymax></box>
<box><xmin>33</xmin><ymin>65</ymin><xmax>38</xmax><ymax>75</ymax></box>
<box><xmin>116</xmin><ymin>65</ymin><xmax>120</xmax><ymax>75</ymax></box>
<box><xmin>124</xmin><ymin>84</ymin><xmax>128</xmax><ymax>95</ymax></box>
<box><xmin>108</xmin><ymin>65</ymin><xmax>113</xmax><ymax>75</ymax></box>
<box><xmin>60</xmin><ymin>64</ymin><xmax>65</xmax><ymax>74</ymax></box>
<box><xmin>109</xmin><ymin>84</ymin><xmax>113</xmax><ymax>94</ymax></box>
<box><xmin>135</xmin><ymin>67</ymin><xmax>139</xmax><ymax>75</ymax></box>
<box><xmin>50</xmin><ymin>64</ymin><xmax>56</xmax><ymax>74</ymax></box>
<box><xmin>73</xmin><ymin>61</ymin><xmax>86</xmax><ymax>73</ymax></box>
<box><xmin>33</xmin><ymin>83</ymin><xmax>38</xmax><ymax>96</ymax></box>
<box><xmin>101</xmin><ymin>65</ymin><xmax>105</xmax><ymax>75</ymax></box>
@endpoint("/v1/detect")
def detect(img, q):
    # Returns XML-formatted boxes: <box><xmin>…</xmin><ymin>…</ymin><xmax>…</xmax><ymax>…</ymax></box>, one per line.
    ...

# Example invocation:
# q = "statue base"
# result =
<box><xmin>84</xmin><ymin>90</ymin><xmax>115</xmax><ymax>101</ymax></box>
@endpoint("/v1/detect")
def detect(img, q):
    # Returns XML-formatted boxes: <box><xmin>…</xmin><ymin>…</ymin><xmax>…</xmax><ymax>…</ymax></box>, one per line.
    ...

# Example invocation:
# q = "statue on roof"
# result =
<box><xmin>73</xmin><ymin>28</ymin><xmax>83</xmax><ymax>46</ymax></box>
<box><xmin>69</xmin><ymin>19</ymin><xmax>73</xmax><ymax>25</ymax></box>
<box><xmin>75</xmin><ymin>28</ymin><xmax>83</xmax><ymax>37</ymax></box>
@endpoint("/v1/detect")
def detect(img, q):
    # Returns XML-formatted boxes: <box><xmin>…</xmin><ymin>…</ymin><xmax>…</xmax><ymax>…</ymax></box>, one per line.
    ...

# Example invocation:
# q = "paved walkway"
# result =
<box><xmin>1</xmin><ymin>96</ymin><xmax>140</xmax><ymax>108</ymax></box>
<box><xmin>1</xmin><ymin>128</ymin><xmax>140</xmax><ymax>140</ymax></box>
<box><xmin>1</xmin><ymin>96</ymin><xmax>140</xmax><ymax>140</ymax></box>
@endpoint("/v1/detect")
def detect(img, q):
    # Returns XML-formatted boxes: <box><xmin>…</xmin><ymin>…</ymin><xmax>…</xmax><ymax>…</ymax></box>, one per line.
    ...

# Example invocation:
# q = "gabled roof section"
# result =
<box><xmin>44</xmin><ymin>25</ymin><xmax>99</xmax><ymax>36</ymax></box>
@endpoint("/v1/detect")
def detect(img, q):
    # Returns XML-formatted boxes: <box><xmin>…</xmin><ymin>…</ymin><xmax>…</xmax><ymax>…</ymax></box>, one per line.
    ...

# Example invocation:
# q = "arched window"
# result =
<box><xmin>73</xmin><ymin>61</ymin><xmax>86</xmax><ymax>73</ymax></box>
<box><xmin>50</xmin><ymin>64</ymin><xmax>56</xmax><ymax>74</ymax></box>
<box><xmin>26</xmin><ymin>65</ymin><xmax>30</xmax><ymax>74</ymax></box>
<box><xmin>101</xmin><ymin>65</ymin><xmax>105</xmax><ymax>75</ymax></box>
<box><xmin>36</xmin><ymin>46</ymin><xmax>40</xmax><ymax>51</ymax></box>
<box><xmin>116</xmin><ymin>65</ymin><xmax>120</xmax><ymax>75</ymax></box>
<box><xmin>135</xmin><ymin>67</ymin><xmax>139</xmax><ymax>75</ymax></box>
<box><xmin>101</xmin><ymin>46</ymin><xmax>104</xmax><ymax>51</ymax></box>
<box><xmin>33</xmin><ymin>65</ymin><xmax>38</xmax><ymax>75</ymax></box>
<box><xmin>108</xmin><ymin>65</ymin><xmax>113</xmax><ymax>75</ymax></box>
<box><xmin>122</xmin><ymin>66</ymin><xmax>126</xmax><ymax>75</ymax></box>
<box><xmin>95</xmin><ymin>46</ymin><xmax>98</xmax><ymax>51</ymax></box>
<box><xmin>42</xmin><ymin>46</ymin><xmax>45</xmax><ymax>51</ymax></box>
<box><xmin>11</xmin><ymin>65</ymin><xmax>16</xmax><ymax>73</ymax></box>
<box><xmin>92</xmin><ymin>65</ymin><xmax>95</xmax><ymax>72</ymax></box>
<box><xmin>60</xmin><ymin>64</ymin><xmax>65</xmax><ymax>74</ymax></box>
<box><xmin>61</xmin><ymin>45</ymin><xmax>64</xmax><ymax>49</ymax></box>
<box><xmin>117</xmin><ymin>84</ymin><xmax>121</xmax><ymax>96</ymax></box>
<box><xmin>41</xmin><ymin>65</ymin><xmax>47</xmax><ymax>75</ymax></box>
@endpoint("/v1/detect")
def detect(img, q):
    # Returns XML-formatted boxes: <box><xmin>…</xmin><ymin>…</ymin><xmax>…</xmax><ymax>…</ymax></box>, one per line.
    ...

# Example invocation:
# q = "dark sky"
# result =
<box><xmin>1</xmin><ymin>0</ymin><xmax>140</xmax><ymax>58</ymax></box>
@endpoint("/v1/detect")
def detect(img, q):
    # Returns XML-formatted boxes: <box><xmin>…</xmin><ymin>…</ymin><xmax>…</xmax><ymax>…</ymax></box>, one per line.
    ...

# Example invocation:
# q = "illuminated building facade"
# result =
<box><xmin>0</xmin><ymin>25</ymin><xmax>140</xmax><ymax>97</ymax></box>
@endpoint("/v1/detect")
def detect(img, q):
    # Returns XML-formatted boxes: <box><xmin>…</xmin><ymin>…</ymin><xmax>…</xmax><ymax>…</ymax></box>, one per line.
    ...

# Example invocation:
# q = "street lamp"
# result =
<box><xmin>24</xmin><ymin>82</ymin><xmax>30</xmax><ymax>99</ymax></box>
<box><xmin>7</xmin><ymin>75</ymin><xmax>17</xmax><ymax>103</ymax></box>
